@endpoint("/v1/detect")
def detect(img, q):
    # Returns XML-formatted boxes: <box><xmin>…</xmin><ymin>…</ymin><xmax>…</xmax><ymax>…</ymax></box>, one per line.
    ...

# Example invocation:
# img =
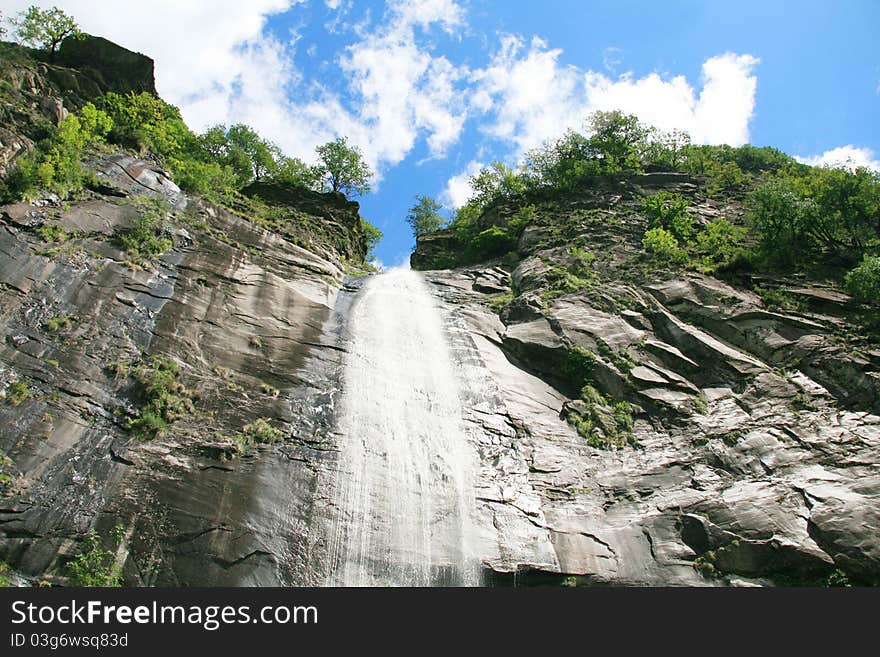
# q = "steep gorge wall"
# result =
<box><xmin>0</xmin><ymin>40</ymin><xmax>366</xmax><ymax>585</ymax></box>
<box><xmin>413</xmin><ymin>174</ymin><xmax>880</xmax><ymax>586</ymax></box>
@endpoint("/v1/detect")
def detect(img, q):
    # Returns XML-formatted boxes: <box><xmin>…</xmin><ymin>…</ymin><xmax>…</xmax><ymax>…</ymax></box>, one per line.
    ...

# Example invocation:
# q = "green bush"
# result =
<box><xmin>560</xmin><ymin>345</ymin><xmax>597</xmax><ymax>390</ymax></box>
<box><xmin>67</xmin><ymin>526</ymin><xmax>125</xmax><ymax>587</ymax></box>
<box><xmin>642</xmin><ymin>191</ymin><xmax>693</xmax><ymax>241</ymax></box>
<box><xmin>643</xmin><ymin>227</ymin><xmax>687</xmax><ymax>263</ymax></box>
<box><xmin>541</xmin><ymin>246</ymin><xmax>598</xmax><ymax>304</ymax></box>
<box><xmin>35</xmin><ymin>224</ymin><xmax>68</xmax><ymax>242</ymax></box>
<box><xmin>566</xmin><ymin>385</ymin><xmax>636</xmax><ymax>449</ymax></box>
<box><xmin>749</xmin><ymin>165</ymin><xmax>880</xmax><ymax>260</ymax></box>
<box><xmin>693</xmin><ymin>219</ymin><xmax>748</xmax><ymax>271</ymax></box>
<box><xmin>471</xmin><ymin>226</ymin><xmax>517</xmax><ymax>257</ymax></box>
<box><xmin>361</xmin><ymin>219</ymin><xmax>383</xmax><ymax>259</ymax></box>
<box><xmin>115</xmin><ymin>196</ymin><xmax>172</xmax><ymax>266</ymax></box>
<box><xmin>127</xmin><ymin>355</ymin><xmax>196</xmax><ymax>438</ymax></box>
<box><xmin>4</xmin><ymin>382</ymin><xmax>32</xmax><ymax>406</ymax></box>
<box><xmin>754</xmin><ymin>286</ymin><xmax>802</xmax><ymax>312</ymax></box>
<box><xmin>44</xmin><ymin>315</ymin><xmax>74</xmax><ymax>332</ymax></box>
<box><xmin>1</xmin><ymin>103</ymin><xmax>112</xmax><ymax>201</ymax></box>
<box><xmin>242</xmin><ymin>418</ymin><xmax>285</xmax><ymax>443</ymax></box>
<box><xmin>845</xmin><ymin>255</ymin><xmax>880</xmax><ymax>304</ymax></box>
<box><xmin>705</xmin><ymin>160</ymin><xmax>749</xmax><ymax>196</ymax></box>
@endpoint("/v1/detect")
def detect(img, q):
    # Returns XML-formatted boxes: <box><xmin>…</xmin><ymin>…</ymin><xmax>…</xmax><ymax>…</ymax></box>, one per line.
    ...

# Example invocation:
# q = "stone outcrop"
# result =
<box><xmin>0</xmin><ymin>38</ymin><xmax>156</xmax><ymax>177</ymax></box>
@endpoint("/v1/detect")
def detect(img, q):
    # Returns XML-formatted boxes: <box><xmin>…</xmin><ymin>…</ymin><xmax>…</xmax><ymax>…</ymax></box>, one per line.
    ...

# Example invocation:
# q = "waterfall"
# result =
<box><xmin>325</xmin><ymin>267</ymin><xmax>480</xmax><ymax>586</ymax></box>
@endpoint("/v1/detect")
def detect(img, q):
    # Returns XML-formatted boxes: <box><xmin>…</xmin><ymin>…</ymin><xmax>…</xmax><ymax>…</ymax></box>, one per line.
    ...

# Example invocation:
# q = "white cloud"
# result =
<box><xmin>388</xmin><ymin>0</ymin><xmax>465</xmax><ymax>33</ymax></box>
<box><xmin>472</xmin><ymin>37</ymin><xmax>760</xmax><ymax>155</ymax></box>
<box><xmin>337</xmin><ymin>0</ymin><xmax>469</xmax><ymax>170</ymax></box>
<box><xmin>441</xmin><ymin>159</ymin><xmax>484</xmax><ymax>208</ymax></box>
<box><xmin>797</xmin><ymin>145</ymin><xmax>880</xmax><ymax>172</ymax></box>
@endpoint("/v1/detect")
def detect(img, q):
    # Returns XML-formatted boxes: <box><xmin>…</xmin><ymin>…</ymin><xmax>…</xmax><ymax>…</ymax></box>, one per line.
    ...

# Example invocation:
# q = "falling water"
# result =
<box><xmin>325</xmin><ymin>267</ymin><xmax>480</xmax><ymax>586</ymax></box>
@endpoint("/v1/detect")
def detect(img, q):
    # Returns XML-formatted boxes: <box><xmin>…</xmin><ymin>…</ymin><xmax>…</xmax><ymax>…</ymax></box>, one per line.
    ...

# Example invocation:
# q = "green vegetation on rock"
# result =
<box><xmin>566</xmin><ymin>384</ymin><xmax>636</xmax><ymax>450</ymax></box>
<box><xmin>66</xmin><ymin>525</ymin><xmax>125</xmax><ymax>587</ymax></box>
<box><xmin>406</xmin><ymin>195</ymin><xmax>446</xmax><ymax>237</ymax></box>
<box><xmin>845</xmin><ymin>255</ymin><xmax>880</xmax><ymax>304</ymax></box>
<box><xmin>0</xmin><ymin>102</ymin><xmax>111</xmax><ymax>201</ymax></box>
<box><xmin>3</xmin><ymin>382</ymin><xmax>33</xmax><ymax>406</ymax></box>
<box><xmin>115</xmin><ymin>196</ymin><xmax>172</xmax><ymax>267</ymax></box>
<box><xmin>9</xmin><ymin>5</ymin><xmax>84</xmax><ymax>59</ymax></box>
<box><xmin>127</xmin><ymin>355</ymin><xmax>197</xmax><ymax>439</ymax></box>
<box><xmin>241</xmin><ymin>417</ymin><xmax>285</xmax><ymax>444</ymax></box>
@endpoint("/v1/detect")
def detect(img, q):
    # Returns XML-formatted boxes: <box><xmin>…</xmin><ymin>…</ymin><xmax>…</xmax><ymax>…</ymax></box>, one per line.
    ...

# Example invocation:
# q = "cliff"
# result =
<box><xmin>0</xmin><ymin>39</ymin><xmax>369</xmax><ymax>585</ymax></box>
<box><xmin>413</xmin><ymin>173</ymin><xmax>880</xmax><ymax>585</ymax></box>
<box><xmin>2</xmin><ymin>33</ymin><xmax>878</xmax><ymax>588</ymax></box>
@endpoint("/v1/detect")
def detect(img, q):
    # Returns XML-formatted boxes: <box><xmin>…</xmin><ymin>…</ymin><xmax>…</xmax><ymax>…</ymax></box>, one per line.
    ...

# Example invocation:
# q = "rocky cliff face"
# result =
<box><xmin>413</xmin><ymin>174</ymin><xmax>880</xmax><ymax>586</ymax></box>
<box><xmin>2</xmin><ymin>37</ymin><xmax>878</xmax><ymax>588</ymax></box>
<box><xmin>0</xmin><ymin>41</ymin><xmax>369</xmax><ymax>585</ymax></box>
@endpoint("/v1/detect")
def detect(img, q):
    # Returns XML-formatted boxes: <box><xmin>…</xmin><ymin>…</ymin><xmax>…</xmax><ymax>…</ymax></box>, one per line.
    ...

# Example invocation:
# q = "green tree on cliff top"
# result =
<box><xmin>315</xmin><ymin>136</ymin><xmax>372</xmax><ymax>197</ymax></box>
<box><xmin>406</xmin><ymin>195</ymin><xmax>446</xmax><ymax>237</ymax></box>
<box><xmin>12</xmin><ymin>5</ymin><xmax>84</xmax><ymax>60</ymax></box>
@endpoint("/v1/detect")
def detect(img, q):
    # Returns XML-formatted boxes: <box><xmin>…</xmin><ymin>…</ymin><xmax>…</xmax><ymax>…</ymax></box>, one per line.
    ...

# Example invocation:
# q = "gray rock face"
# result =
<box><xmin>419</xmin><ymin>267</ymin><xmax>880</xmax><ymax>586</ymax></box>
<box><xmin>0</xmin><ymin>149</ymin><xmax>363</xmax><ymax>586</ymax></box>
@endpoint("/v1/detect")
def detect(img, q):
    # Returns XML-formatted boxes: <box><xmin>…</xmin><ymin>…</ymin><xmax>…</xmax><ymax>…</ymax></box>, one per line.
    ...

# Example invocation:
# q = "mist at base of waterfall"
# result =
<box><xmin>325</xmin><ymin>268</ymin><xmax>481</xmax><ymax>587</ymax></box>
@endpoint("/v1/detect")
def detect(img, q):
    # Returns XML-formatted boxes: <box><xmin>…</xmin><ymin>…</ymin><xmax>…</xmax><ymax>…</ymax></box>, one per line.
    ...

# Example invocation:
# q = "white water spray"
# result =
<box><xmin>326</xmin><ymin>268</ymin><xmax>480</xmax><ymax>586</ymax></box>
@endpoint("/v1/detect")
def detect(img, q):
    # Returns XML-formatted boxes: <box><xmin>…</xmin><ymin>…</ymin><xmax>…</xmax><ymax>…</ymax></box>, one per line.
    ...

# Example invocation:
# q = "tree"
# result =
<box><xmin>406</xmin><ymin>195</ymin><xmax>446</xmax><ymax>237</ymax></box>
<box><xmin>361</xmin><ymin>219</ymin><xmax>382</xmax><ymax>258</ymax></box>
<box><xmin>226</xmin><ymin>124</ymin><xmax>279</xmax><ymax>183</ymax></box>
<box><xmin>13</xmin><ymin>5</ymin><xmax>84</xmax><ymax>60</ymax></box>
<box><xmin>469</xmin><ymin>161</ymin><xmax>526</xmax><ymax>207</ymax></box>
<box><xmin>845</xmin><ymin>255</ymin><xmax>880</xmax><ymax>305</ymax></box>
<box><xmin>315</xmin><ymin>136</ymin><xmax>372</xmax><ymax>196</ymax></box>
<box><xmin>272</xmin><ymin>155</ymin><xmax>322</xmax><ymax>190</ymax></box>
<box><xmin>586</xmin><ymin>110</ymin><xmax>649</xmax><ymax>170</ymax></box>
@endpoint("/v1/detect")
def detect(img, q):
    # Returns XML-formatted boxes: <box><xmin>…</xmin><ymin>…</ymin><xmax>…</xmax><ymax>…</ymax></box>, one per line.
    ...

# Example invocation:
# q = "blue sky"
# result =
<box><xmin>8</xmin><ymin>1</ymin><xmax>879</xmax><ymax>266</ymax></box>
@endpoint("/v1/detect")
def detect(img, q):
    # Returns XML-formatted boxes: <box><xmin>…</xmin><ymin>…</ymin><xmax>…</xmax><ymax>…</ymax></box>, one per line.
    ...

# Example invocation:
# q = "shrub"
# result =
<box><xmin>0</xmin><ymin>562</ymin><xmax>11</xmax><ymax>587</ymax></box>
<box><xmin>693</xmin><ymin>219</ymin><xmax>748</xmax><ymax>271</ymax></box>
<box><xmin>242</xmin><ymin>418</ymin><xmax>285</xmax><ymax>443</ymax></box>
<box><xmin>35</xmin><ymin>224</ymin><xmax>68</xmax><ymax>243</ymax></box>
<box><xmin>471</xmin><ymin>226</ymin><xmax>517</xmax><ymax>258</ymax></box>
<box><xmin>128</xmin><ymin>355</ymin><xmax>196</xmax><ymax>438</ymax></box>
<box><xmin>845</xmin><ymin>255</ymin><xmax>880</xmax><ymax>304</ymax></box>
<box><xmin>2</xmin><ymin>104</ymin><xmax>112</xmax><ymax>201</ymax></box>
<box><xmin>488</xmin><ymin>292</ymin><xmax>513</xmax><ymax>314</ymax></box>
<box><xmin>705</xmin><ymin>160</ymin><xmax>749</xmax><ymax>196</ymax></box>
<box><xmin>560</xmin><ymin>345</ymin><xmax>597</xmax><ymax>390</ymax></box>
<box><xmin>361</xmin><ymin>219</ymin><xmax>383</xmax><ymax>259</ymax></box>
<box><xmin>642</xmin><ymin>191</ymin><xmax>693</xmax><ymax>241</ymax></box>
<box><xmin>115</xmin><ymin>196</ymin><xmax>172</xmax><ymax>265</ymax></box>
<box><xmin>755</xmin><ymin>286</ymin><xmax>802</xmax><ymax>312</ymax></box>
<box><xmin>67</xmin><ymin>525</ymin><xmax>125</xmax><ymax>587</ymax></box>
<box><xmin>44</xmin><ymin>315</ymin><xmax>74</xmax><ymax>332</ymax></box>
<box><xmin>259</xmin><ymin>383</ymin><xmax>280</xmax><ymax>398</ymax></box>
<box><xmin>4</xmin><ymin>382</ymin><xmax>33</xmax><ymax>406</ymax></box>
<box><xmin>643</xmin><ymin>227</ymin><xmax>687</xmax><ymax>263</ymax></box>
<box><xmin>749</xmin><ymin>166</ymin><xmax>880</xmax><ymax>260</ymax></box>
<box><xmin>566</xmin><ymin>385</ymin><xmax>636</xmax><ymax>449</ymax></box>
<box><xmin>541</xmin><ymin>247</ymin><xmax>598</xmax><ymax>304</ymax></box>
